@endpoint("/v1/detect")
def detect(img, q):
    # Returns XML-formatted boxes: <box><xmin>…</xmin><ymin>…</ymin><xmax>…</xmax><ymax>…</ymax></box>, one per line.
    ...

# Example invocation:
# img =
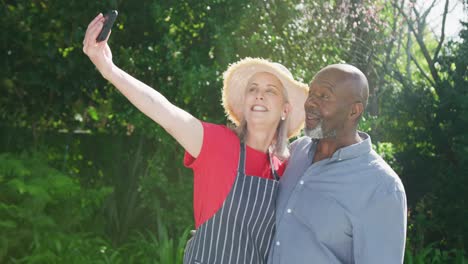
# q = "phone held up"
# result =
<box><xmin>96</xmin><ymin>10</ymin><xmax>118</xmax><ymax>42</ymax></box>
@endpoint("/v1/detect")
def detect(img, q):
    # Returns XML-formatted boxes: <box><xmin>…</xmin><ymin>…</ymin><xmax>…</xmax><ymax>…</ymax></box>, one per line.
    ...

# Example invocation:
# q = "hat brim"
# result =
<box><xmin>222</xmin><ymin>57</ymin><xmax>309</xmax><ymax>138</ymax></box>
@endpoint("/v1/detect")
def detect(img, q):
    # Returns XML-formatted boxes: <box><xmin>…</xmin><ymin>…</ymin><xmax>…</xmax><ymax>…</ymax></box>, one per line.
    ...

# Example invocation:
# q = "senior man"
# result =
<box><xmin>269</xmin><ymin>64</ymin><xmax>407</xmax><ymax>264</ymax></box>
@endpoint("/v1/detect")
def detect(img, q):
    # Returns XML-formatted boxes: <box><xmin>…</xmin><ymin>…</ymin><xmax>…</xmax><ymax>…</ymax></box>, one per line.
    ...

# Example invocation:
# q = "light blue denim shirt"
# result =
<box><xmin>268</xmin><ymin>133</ymin><xmax>407</xmax><ymax>264</ymax></box>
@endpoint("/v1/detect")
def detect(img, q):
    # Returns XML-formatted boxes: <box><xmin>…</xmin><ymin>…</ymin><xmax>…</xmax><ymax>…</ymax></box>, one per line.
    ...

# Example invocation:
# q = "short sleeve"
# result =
<box><xmin>183</xmin><ymin>122</ymin><xmax>238</xmax><ymax>170</ymax></box>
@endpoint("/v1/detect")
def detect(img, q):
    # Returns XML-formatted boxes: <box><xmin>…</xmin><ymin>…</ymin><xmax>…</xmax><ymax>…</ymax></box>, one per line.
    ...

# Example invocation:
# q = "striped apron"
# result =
<box><xmin>184</xmin><ymin>143</ymin><xmax>279</xmax><ymax>264</ymax></box>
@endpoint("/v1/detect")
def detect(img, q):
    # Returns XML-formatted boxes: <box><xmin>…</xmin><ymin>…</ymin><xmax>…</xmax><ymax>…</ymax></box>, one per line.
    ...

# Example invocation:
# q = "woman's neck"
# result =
<box><xmin>244</xmin><ymin>125</ymin><xmax>276</xmax><ymax>153</ymax></box>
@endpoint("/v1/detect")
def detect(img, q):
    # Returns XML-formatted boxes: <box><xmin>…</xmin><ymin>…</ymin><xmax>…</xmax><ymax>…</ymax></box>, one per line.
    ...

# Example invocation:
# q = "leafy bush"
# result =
<box><xmin>0</xmin><ymin>152</ymin><xmax>112</xmax><ymax>263</ymax></box>
<box><xmin>405</xmin><ymin>241</ymin><xmax>467</xmax><ymax>264</ymax></box>
<box><xmin>116</xmin><ymin>220</ymin><xmax>190</xmax><ymax>264</ymax></box>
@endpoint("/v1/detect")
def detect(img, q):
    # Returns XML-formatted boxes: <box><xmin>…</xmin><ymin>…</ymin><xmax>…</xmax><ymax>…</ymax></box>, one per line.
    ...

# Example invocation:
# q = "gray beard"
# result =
<box><xmin>304</xmin><ymin>120</ymin><xmax>336</xmax><ymax>139</ymax></box>
<box><xmin>304</xmin><ymin>121</ymin><xmax>324</xmax><ymax>139</ymax></box>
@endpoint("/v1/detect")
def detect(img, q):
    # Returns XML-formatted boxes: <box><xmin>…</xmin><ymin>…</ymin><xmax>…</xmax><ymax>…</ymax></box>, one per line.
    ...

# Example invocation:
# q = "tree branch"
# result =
<box><xmin>410</xmin><ymin>53</ymin><xmax>436</xmax><ymax>87</ymax></box>
<box><xmin>421</xmin><ymin>0</ymin><xmax>438</xmax><ymax>21</ymax></box>
<box><xmin>433</xmin><ymin>0</ymin><xmax>449</xmax><ymax>60</ymax></box>
<box><xmin>395</xmin><ymin>2</ymin><xmax>442</xmax><ymax>86</ymax></box>
<box><xmin>406</xmin><ymin>24</ymin><xmax>412</xmax><ymax>82</ymax></box>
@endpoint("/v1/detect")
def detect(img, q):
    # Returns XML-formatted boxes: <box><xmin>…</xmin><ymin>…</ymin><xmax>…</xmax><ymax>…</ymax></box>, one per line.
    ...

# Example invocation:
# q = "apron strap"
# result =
<box><xmin>268</xmin><ymin>151</ymin><xmax>280</xmax><ymax>181</ymax></box>
<box><xmin>237</xmin><ymin>143</ymin><xmax>247</xmax><ymax>176</ymax></box>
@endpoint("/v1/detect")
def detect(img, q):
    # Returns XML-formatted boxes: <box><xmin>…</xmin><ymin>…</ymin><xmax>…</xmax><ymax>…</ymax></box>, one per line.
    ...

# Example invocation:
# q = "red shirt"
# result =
<box><xmin>184</xmin><ymin>122</ymin><xmax>286</xmax><ymax>228</ymax></box>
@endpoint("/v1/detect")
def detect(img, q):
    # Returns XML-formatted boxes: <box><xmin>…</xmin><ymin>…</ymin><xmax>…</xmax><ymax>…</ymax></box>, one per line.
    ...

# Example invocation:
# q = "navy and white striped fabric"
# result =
<box><xmin>184</xmin><ymin>143</ymin><xmax>279</xmax><ymax>264</ymax></box>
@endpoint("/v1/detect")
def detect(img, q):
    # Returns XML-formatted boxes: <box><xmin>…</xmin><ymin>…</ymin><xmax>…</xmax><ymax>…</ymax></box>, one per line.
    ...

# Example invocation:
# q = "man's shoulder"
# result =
<box><xmin>290</xmin><ymin>135</ymin><xmax>311</xmax><ymax>146</ymax></box>
<box><xmin>289</xmin><ymin>136</ymin><xmax>313</xmax><ymax>156</ymax></box>
<box><xmin>366</xmin><ymin>150</ymin><xmax>405</xmax><ymax>194</ymax></box>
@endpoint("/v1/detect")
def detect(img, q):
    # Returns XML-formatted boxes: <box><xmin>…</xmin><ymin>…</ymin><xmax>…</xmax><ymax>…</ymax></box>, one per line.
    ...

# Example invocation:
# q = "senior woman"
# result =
<box><xmin>83</xmin><ymin>14</ymin><xmax>308</xmax><ymax>264</ymax></box>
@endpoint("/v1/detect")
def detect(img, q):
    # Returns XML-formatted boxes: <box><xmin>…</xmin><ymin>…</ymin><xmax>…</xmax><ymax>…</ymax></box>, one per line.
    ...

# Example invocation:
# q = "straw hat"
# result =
<box><xmin>222</xmin><ymin>57</ymin><xmax>309</xmax><ymax>138</ymax></box>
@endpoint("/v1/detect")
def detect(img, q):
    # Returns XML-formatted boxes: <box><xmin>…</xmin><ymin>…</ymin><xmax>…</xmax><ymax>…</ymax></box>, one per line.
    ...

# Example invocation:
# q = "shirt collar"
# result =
<box><xmin>308</xmin><ymin>131</ymin><xmax>372</xmax><ymax>162</ymax></box>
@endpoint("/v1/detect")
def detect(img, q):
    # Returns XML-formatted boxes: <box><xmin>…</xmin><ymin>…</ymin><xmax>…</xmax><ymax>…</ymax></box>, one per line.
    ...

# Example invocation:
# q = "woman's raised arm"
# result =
<box><xmin>82</xmin><ymin>14</ymin><xmax>203</xmax><ymax>157</ymax></box>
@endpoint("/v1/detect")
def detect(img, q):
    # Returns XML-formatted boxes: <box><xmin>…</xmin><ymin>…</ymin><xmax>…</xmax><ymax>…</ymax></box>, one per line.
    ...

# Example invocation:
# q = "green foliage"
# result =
<box><xmin>0</xmin><ymin>149</ymin><xmax>190</xmax><ymax>263</ymax></box>
<box><xmin>0</xmin><ymin>152</ymin><xmax>112</xmax><ymax>263</ymax></box>
<box><xmin>116</xmin><ymin>221</ymin><xmax>190</xmax><ymax>264</ymax></box>
<box><xmin>405</xmin><ymin>241</ymin><xmax>467</xmax><ymax>264</ymax></box>
<box><xmin>375</xmin><ymin>22</ymin><xmax>468</xmax><ymax>252</ymax></box>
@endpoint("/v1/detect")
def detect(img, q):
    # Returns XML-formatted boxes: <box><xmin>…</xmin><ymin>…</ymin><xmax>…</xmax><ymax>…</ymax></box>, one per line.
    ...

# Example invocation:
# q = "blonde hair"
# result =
<box><xmin>230</xmin><ymin>117</ymin><xmax>290</xmax><ymax>161</ymax></box>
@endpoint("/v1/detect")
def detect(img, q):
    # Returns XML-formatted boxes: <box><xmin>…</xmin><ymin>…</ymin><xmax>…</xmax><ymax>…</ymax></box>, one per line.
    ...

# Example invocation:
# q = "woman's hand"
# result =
<box><xmin>82</xmin><ymin>13</ymin><xmax>114</xmax><ymax>79</ymax></box>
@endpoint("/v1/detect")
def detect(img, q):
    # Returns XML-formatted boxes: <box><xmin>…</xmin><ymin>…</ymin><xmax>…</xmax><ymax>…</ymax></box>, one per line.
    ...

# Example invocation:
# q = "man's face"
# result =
<box><xmin>304</xmin><ymin>79</ymin><xmax>350</xmax><ymax>139</ymax></box>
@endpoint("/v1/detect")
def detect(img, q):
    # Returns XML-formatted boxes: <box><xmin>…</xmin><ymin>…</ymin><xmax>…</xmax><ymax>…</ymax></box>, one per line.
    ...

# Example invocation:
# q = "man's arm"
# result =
<box><xmin>353</xmin><ymin>189</ymin><xmax>407</xmax><ymax>264</ymax></box>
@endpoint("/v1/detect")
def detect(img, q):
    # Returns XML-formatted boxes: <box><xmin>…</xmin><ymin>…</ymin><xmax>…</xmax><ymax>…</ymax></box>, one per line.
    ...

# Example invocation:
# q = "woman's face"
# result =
<box><xmin>243</xmin><ymin>72</ymin><xmax>289</xmax><ymax>129</ymax></box>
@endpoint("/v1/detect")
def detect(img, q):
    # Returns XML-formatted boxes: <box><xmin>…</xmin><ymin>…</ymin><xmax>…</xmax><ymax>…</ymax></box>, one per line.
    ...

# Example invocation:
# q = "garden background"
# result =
<box><xmin>1</xmin><ymin>0</ymin><xmax>467</xmax><ymax>263</ymax></box>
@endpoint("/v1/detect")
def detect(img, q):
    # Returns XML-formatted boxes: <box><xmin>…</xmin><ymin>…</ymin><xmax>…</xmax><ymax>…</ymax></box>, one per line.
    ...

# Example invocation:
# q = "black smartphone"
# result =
<box><xmin>96</xmin><ymin>10</ymin><xmax>118</xmax><ymax>42</ymax></box>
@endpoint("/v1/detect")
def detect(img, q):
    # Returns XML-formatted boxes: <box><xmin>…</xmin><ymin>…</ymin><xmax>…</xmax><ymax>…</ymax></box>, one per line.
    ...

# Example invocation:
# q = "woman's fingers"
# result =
<box><xmin>87</xmin><ymin>13</ymin><xmax>103</xmax><ymax>31</ymax></box>
<box><xmin>84</xmin><ymin>14</ymin><xmax>102</xmax><ymax>43</ymax></box>
<box><xmin>83</xmin><ymin>21</ymin><xmax>104</xmax><ymax>53</ymax></box>
<box><xmin>89</xmin><ymin>21</ymin><xmax>104</xmax><ymax>43</ymax></box>
<box><xmin>83</xmin><ymin>14</ymin><xmax>104</xmax><ymax>48</ymax></box>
